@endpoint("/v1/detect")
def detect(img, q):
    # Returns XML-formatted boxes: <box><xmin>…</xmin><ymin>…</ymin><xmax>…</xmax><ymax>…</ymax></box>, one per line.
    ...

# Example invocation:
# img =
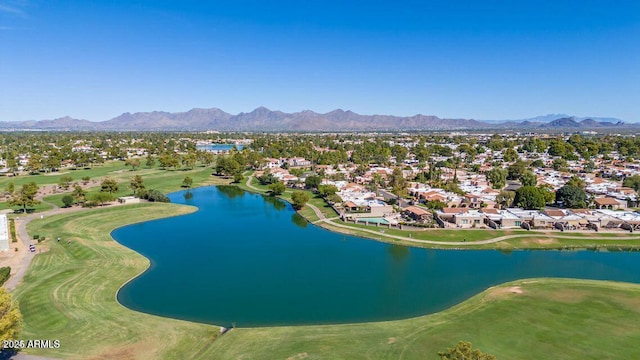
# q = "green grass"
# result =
<box><xmin>0</xmin><ymin>200</ymin><xmax>53</xmax><ymax>214</ymax></box>
<box><xmin>0</xmin><ymin>161</ymin><xmax>128</xmax><ymax>189</ymax></box>
<box><xmin>11</xmin><ymin>174</ymin><xmax>640</xmax><ymax>359</ymax></box>
<box><xmin>235</xmin><ymin>174</ymin><xmax>337</xmax><ymax>222</ymax></box>
<box><xmin>43</xmin><ymin>166</ymin><xmax>227</xmax><ymax>207</ymax></box>
<box><xmin>208</xmin><ymin>278</ymin><xmax>640</xmax><ymax>359</ymax></box>
<box><xmin>318</xmin><ymin>220</ymin><xmax>640</xmax><ymax>250</ymax></box>
<box><xmin>13</xmin><ymin>204</ymin><xmax>223</xmax><ymax>359</ymax></box>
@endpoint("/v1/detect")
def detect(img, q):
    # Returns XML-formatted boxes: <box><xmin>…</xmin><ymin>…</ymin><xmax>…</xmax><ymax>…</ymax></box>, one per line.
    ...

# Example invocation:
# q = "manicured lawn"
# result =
<box><xmin>235</xmin><ymin>174</ymin><xmax>337</xmax><ymax>222</ymax></box>
<box><xmin>0</xmin><ymin>161</ymin><xmax>128</xmax><ymax>188</ymax></box>
<box><xmin>208</xmin><ymin>278</ymin><xmax>640</xmax><ymax>359</ymax></box>
<box><xmin>13</xmin><ymin>204</ymin><xmax>222</xmax><ymax>359</ymax></box>
<box><xmin>315</xmin><ymin>220</ymin><xmax>640</xmax><ymax>250</ymax></box>
<box><xmin>341</xmin><ymin>224</ymin><xmax>523</xmax><ymax>242</ymax></box>
<box><xmin>0</xmin><ymin>200</ymin><xmax>53</xmax><ymax>214</ymax></box>
<box><xmin>43</xmin><ymin>166</ymin><xmax>228</xmax><ymax>207</ymax></box>
<box><xmin>11</xmin><ymin>180</ymin><xmax>640</xmax><ymax>359</ymax></box>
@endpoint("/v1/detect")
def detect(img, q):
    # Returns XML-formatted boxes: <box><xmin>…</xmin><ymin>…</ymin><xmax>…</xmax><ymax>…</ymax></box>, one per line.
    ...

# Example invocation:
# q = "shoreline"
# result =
<box><xmin>236</xmin><ymin>175</ymin><xmax>640</xmax><ymax>251</ymax></box>
<box><xmin>12</xmin><ymin>183</ymin><xmax>640</xmax><ymax>358</ymax></box>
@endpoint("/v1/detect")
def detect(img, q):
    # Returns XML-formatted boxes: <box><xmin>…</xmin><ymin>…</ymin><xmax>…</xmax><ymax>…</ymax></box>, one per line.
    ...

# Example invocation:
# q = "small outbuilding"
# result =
<box><xmin>118</xmin><ymin>196</ymin><xmax>141</xmax><ymax>205</ymax></box>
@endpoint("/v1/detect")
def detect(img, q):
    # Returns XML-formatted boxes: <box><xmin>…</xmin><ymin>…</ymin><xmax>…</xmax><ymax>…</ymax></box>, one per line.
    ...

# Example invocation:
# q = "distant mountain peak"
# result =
<box><xmin>0</xmin><ymin>108</ymin><xmax>631</xmax><ymax>131</ymax></box>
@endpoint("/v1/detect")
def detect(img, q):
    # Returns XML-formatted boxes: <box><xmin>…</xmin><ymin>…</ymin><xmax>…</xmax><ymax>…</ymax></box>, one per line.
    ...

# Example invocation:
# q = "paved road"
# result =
<box><xmin>3</xmin><ymin>193</ymin><xmax>60</xmax><ymax>291</ymax></box>
<box><xmin>4</xmin><ymin>189</ymin><xmax>116</xmax><ymax>291</ymax></box>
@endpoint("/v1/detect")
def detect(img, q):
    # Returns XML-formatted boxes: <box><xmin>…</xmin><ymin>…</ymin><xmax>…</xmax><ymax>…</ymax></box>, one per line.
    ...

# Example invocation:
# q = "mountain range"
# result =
<box><xmin>0</xmin><ymin>107</ymin><xmax>631</xmax><ymax>131</ymax></box>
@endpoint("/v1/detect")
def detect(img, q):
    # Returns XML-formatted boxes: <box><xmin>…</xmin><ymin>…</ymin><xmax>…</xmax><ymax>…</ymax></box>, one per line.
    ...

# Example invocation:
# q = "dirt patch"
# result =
<box><xmin>486</xmin><ymin>286</ymin><xmax>525</xmax><ymax>300</ymax></box>
<box><xmin>543</xmin><ymin>289</ymin><xmax>590</xmax><ymax>304</ymax></box>
<box><xmin>287</xmin><ymin>353</ymin><xmax>309</xmax><ymax>360</ymax></box>
<box><xmin>388</xmin><ymin>337</ymin><xmax>397</xmax><ymax>344</ymax></box>
<box><xmin>89</xmin><ymin>341</ymin><xmax>156</xmax><ymax>360</ymax></box>
<box><xmin>604</xmin><ymin>293</ymin><xmax>640</xmax><ymax>311</ymax></box>
<box><xmin>521</xmin><ymin>238</ymin><xmax>557</xmax><ymax>245</ymax></box>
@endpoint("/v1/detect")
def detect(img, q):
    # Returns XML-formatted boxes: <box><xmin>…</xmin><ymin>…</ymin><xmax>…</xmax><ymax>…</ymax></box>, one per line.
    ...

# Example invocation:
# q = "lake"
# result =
<box><xmin>113</xmin><ymin>186</ymin><xmax>640</xmax><ymax>327</ymax></box>
<box><xmin>196</xmin><ymin>144</ymin><xmax>244</xmax><ymax>152</ymax></box>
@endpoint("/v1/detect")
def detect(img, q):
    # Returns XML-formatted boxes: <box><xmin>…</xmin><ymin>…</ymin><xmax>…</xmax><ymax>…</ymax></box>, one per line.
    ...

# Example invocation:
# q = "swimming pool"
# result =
<box><xmin>357</xmin><ymin>217</ymin><xmax>390</xmax><ymax>225</ymax></box>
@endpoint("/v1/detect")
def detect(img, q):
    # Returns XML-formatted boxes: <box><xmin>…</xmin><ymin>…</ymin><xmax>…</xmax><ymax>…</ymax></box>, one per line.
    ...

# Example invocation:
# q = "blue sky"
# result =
<box><xmin>1</xmin><ymin>0</ymin><xmax>638</xmax><ymax>122</ymax></box>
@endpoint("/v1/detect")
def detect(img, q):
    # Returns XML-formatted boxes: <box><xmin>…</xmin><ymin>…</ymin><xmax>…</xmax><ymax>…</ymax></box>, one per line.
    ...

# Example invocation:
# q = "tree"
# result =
<box><xmin>100</xmin><ymin>177</ymin><xmax>119</xmax><ymax>193</ymax></box>
<box><xmin>233</xmin><ymin>173</ymin><xmax>244</xmax><ymax>183</ymax></box>
<box><xmin>438</xmin><ymin>341</ymin><xmax>496</xmax><ymax>360</ymax></box>
<box><xmin>145</xmin><ymin>154</ymin><xmax>156</xmax><ymax>168</ymax></box>
<box><xmin>496</xmin><ymin>190</ymin><xmax>516</xmax><ymax>209</ymax></box>
<box><xmin>566</xmin><ymin>175</ymin><xmax>586</xmax><ymax>189</ymax></box>
<box><xmin>507</xmin><ymin>160</ymin><xmax>527</xmax><ymax>180</ymax></box>
<box><xmin>503</xmin><ymin>148</ymin><xmax>518</xmax><ymax>162</ymax></box>
<box><xmin>269</xmin><ymin>181</ymin><xmax>286</xmax><ymax>196</ymax></box>
<box><xmin>305</xmin><ymin>175</ymin><xmax>322</xmax><ymax>189</ymax></box>
<box><xmin>538</xmin><ymin>184</ymin><xmax>556</xmax><ymax>204</ymax></box>
<box><xmin>58</xmin><ymin>175</ymin><xmax>74</xmax><ymax>190</ymax></box>
<box><xmin>182</xmin><ymin>176</ymin><xmax>193</xmax><ymax>189</ymax></box>
<box><xmin>5</xmin><ymin>182</ymin><xmax>14</xmax><ymax>195</ymax></box>
<box><xmin>91</xmin><ymin>192</ymin><xmax>115</xmax><ymax>206</ymax></box>
<box><xmin>129</xmin><ymin>175</ymin><xmax>145</xmax><ymax>195</ymax></box>
<box><xmin>623</xmin><ymin>174</ymin><xmax>640</xmax><ymax>192</ymax></box>
<box><xmin>486</xmin><ymin>168</ymin><xmax>508</xmax><ymax>189</ymax></box>
<box><xmin>390</xmin><ymin>167</ymin><xmax>407</xmax><ymax>197</ymax></box>
<box><xmin>215</xmin><ymin>156</ymin><xmax>241</xmax><ymax>176</ymax></box>
<box><xmin>318</xmin><ymin>184</ymin><xmax>338</xmax><ymax>197</ymax></box>
<box><xmin>530</xmin><ymin>159</ymin><xmax>545</xmax><ymax>168</ymax></box>
<box><xmin>181</xmin><ymin>152</ymin><xmax>197</xmax><ymax>170</ymax></box>
<box><xmin>159</xmin><ymin>153</ymin><xmax>180</xmax><ymax>170</ymax></box>
<box><xmin>391</xmin><ymin>145</ymin><xmax>408</xmax><ymax>165</ymax></box>
<box><xmin>125</xmin><ymin>157</ymin><xmax>141</xmax><ymax>171</ymax></box>
<box><xmin>519</xmin><ymin>170</ymin><xmax>537</xmax><ymax>187</ymax></box>
<box><xmin>0</xmin><ymin>287</ymin><xmax>22</xmax><ymax>343</ymax></box>
<box><xmin>556</xmin><ymin>185</ymin><xmax>587</xmax><ymax>208</ymax></box>
<box><xmin>514</xmin><ymin>186</ymin><xmax>546</xmax><ymax>210</ymax></box>
<box><xmin>9</xmin><ymin>182</ymin><xmax>40</xmax><ymax>213</ymax></box>
<box><xmin>144</xmin><ymin>189</ymin><xmax>170</xmax><ymax>202</ymax></box>
<box><xmin>426</xmin><ymin>200</ymin><xmax>446</xmax><ymax>210</ymax></box>
<box><xmin>258</xmin><ymin>170</ymin><xmax>278</xmax><ymax>185</ymax></box>
<box><xmin>291</xmin><ymin>190</ymin><xmax>310</xmax><ymax>210</ymax></box>
<box><xmin>26</xmin><ymin>154</ymin><xmax>42</xmax><ymax>174</ymax></box>
<box><xmin>552</xmin><ymin>158</ymin><xmax>569</xmax><ymax>172</ymax></box>
<box><xmin>72</xmin><ymin>184</ymin><xmax>86</xmax><ymax>201</ymax></box>
<box><xmin>61</xmin><ymin>194</ymin><xmax>74</xmax><ymax>207</ymax></box>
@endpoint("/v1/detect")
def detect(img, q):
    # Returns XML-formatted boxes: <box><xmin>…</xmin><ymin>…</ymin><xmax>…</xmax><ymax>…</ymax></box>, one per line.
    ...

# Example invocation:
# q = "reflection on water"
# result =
<box><xmin>291</xmin><ymin>213</ymin><xmax>308</xmax><ymax>228</ymax></box>
<box><xmin>114</xmin><ymin>186</ymin><xmax>640</xmax><ymax>327</ymax></box>
<box><xmin>387</xmin><ymin>244</ymin><xmax>410</xmax><ymax>262</ymax></box>
<box><xmin>261</xmin><ymin>194</ymin><xmax>287</xmax><ymax>211</ymax></box>
<box><xmin>217</xmin><ymin>185</ymin><xmax>246</xmax><ymax>199</ymax></box>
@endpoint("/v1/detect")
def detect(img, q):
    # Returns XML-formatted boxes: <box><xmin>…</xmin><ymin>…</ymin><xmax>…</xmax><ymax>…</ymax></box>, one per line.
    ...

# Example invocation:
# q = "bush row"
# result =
<box><xmin>0</xmin><ymin>266</ymin><xmax>11</xmax><ymax>286</ymax></box>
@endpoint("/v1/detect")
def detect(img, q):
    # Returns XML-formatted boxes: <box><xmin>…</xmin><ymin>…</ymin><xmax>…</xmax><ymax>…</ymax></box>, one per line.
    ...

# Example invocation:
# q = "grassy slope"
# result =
<box><xmin>42</xmin><ymin>165</ymin><xmax>223</xmax><ymax>208</ymax></box>
<box><xmin>210</xmin><ymin>278</ymin><xmax>640</xmax><ymax>360</ymax></box>
<box><xmin>13</xmin><ymin>204</ymin><xmax>223</xmax><ymax>359</ymax></box>
<box><xmin>15</xmin><ymin>205</ymin><xmax>640</xmax><ymax>360</ymax></box>
<box><xmin>10</xmin><ymin>173</ymin><xmax>640</xmax><ymax>359</ymax></box>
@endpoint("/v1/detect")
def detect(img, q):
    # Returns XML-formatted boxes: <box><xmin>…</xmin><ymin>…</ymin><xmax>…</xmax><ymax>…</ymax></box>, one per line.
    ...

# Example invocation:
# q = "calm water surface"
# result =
<box><xmin>196</xmin><ymin>144</ymin><xmax>244</xmax><ymax>152</ymax></box>
<box><xmin>113</xmin><ymin>186</ymin><xmax>640</xmax><ymax>327</ymax></box>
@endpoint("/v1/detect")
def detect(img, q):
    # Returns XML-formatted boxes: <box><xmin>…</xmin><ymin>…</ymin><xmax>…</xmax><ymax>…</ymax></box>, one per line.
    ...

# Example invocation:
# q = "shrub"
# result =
<box><xmin>62</xmin><ymin>195</ymin><xmax>74</xmax><ymax>208</ymax></box>
<box><xmin>9</xmin><ymin>219</ymin><xmax>16</xmax><ymax>243</ymax></box>
<box><xmin>83</xmin><ymin>201</ymin><xmax>98</xmax><ymax>208</ymax></box>
<box><xmin>33</xmin><ymin>234</ymin><xmax>39</xmax><ymax>240</ymax></box>
<box><xmin>143</xmin><ymin>189</ymin><xmax>170</xmax><ymax>203</ymax></box>
<box><xmin>0</xmin><ymin>266</ymin><xmax>11</xmax><ymax>286</ymax></box>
